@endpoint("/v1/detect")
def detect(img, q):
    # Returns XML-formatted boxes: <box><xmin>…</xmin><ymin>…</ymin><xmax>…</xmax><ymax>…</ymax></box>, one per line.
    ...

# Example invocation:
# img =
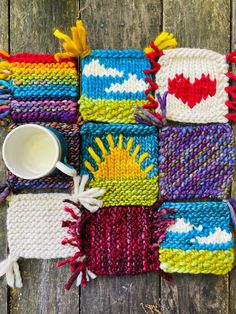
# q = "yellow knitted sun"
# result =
<box><xmin>84</xmin><ymin>133</ymin><xmax>154</xmax><ymax>180</ymax></box>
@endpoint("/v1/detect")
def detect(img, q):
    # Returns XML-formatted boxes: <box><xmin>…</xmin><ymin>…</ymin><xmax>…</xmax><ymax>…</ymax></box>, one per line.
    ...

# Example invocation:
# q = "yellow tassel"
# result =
<box><xmin>0</xmin><ymin>61</ymin><xmax>11</xmax><ymax>80</ymax></box>
<box><xmin>0</xmin><ymin>50</ymin><xmax>10</xmax><ymax>60</ymax></box>
<box><xmin>144</xmin><ymin>32</ymin><xmax>177</xmax><ymax>53</ymax></box>
<box><xmin>54</xmin><ymin>20</ymin><xmax>91</xmax><ymax>61</ymax></box>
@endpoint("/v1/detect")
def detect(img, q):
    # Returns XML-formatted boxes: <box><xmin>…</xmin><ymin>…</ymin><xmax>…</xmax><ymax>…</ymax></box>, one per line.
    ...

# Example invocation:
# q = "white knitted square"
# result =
<box><xmin>155</xmin><ymin>48</ymin><xmax>229</xmax><ymax>123</ymax></box>
<box><xmin>7</xmin><ymin>193</ymin><xmax>76</xmax><ymax>260</ymax></box>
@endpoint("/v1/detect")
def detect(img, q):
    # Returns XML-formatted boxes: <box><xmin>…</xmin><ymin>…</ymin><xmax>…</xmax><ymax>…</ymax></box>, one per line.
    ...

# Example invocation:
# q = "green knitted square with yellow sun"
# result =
<box><xmin>81</xmin><ymin>122</ymin><xmax>159</xmax><ymax>206</ymax></box>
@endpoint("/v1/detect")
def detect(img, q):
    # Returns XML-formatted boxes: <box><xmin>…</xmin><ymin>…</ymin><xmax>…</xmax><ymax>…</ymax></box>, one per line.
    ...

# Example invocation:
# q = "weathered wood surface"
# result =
<box><xmin>0</xmin><ymin>0</ymin><xmax>235</xmax><ymax>313</ymax></box>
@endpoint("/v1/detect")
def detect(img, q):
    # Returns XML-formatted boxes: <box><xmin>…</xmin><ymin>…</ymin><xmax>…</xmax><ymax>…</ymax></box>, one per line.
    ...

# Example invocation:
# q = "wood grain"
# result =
<box><xmin>0</xmin><ymin>0</ymin><xmax>235</xmax><ymax>313</ymax></box>
<box><xmin>80</xmin><ymin>1</ymin><xmax>162</xmax><ymax>313</ymax></box>
<box><xmin>162</xmin><ymin>1</ymin><xmax>231</xmax><ymax>313</ymax></box>
<box><xmin>80</xmin><ymin>0</ymin><xmax>162</xmax><ymax>49</ymax></box>
<box><xmin>0</xmin><ymin>1</ymin><xmax>9</xmax><ymax>313</ymax></box>
<box><xmin>10</xmin><ymin>0</ymin><xmax>79</xmax><ymax>54</ymax></box>
<box><xmin>8</xmin><ymin>1</ymin><xmax>81</xmax><ymax>313</ymax></box>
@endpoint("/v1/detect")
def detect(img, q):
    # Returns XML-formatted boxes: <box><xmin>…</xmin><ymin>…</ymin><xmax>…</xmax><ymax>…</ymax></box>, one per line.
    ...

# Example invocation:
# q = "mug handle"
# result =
<box><xmin>56</xmin><ymin>161</ymin><xmax>77</xmax><ymax>177</ymax></box>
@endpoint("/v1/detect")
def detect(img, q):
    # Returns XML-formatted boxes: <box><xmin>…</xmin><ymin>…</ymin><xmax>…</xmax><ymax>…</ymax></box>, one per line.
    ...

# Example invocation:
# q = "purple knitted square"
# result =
<box><xmin>6</xmin><ymin>122</ymin><xmax>80</xmax><ymax>190</ymax></box>
<box><xmin>159</xmin><ymin>124</ymin><xmax>235</xmax><ymax>200</ymax></box>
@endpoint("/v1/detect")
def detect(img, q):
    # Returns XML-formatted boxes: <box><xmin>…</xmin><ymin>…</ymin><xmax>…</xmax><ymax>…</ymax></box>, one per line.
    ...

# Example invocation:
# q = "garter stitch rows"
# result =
<box><xmin>7</xmin><ymin>193</ymin><xmax>76</xmax><ymax>260</ymax></box>
<box><xmin>79</xmin><ymin>50</ymin><xmax>150</xmax><ymax>123</ymax></box>
<box><xmin>1</xmin><ymin>53</ymin><xmax>79</xmax><ymax>123</ymax></box>
<box><xmin>80</xmin><ymin>122</ymin><xmax>159</xmax><ymax>206</ymax></box>
<box><xmin>6</xmin><ymin>122</ymin><xmax>80</xmax><ymax>190</ymax></box>
<box><xmin>158</xmin><ymin>202</ymin><xmax>234</xmax><ymax>274</ymax></box>
<box><xmin>154</xmin><ymin>48</ymin><xmax>229</xmax><ymax>123</ymax></box>
<box><xmin>57</xmin><ymin>201</ymin><xmax>175</xmax><ymax>289</ymax></box>
<box><xmin>159</xmin><ymin>124</ymin><xmax>235</xmax><ymax>200</ymax></box>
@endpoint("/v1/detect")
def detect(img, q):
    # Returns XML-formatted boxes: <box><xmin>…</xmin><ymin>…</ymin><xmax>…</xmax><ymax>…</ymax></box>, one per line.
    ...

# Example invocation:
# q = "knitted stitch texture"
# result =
<box><xmin>7</xmin><ymin>193</ymin><xmax>76</xmax><ymax>259</ymax></box>
<box><xmin>158</xmin><ymin>202</ymin><xmax>234</xmax><ymax>274</ymax></box>
<box><xmin>1</xmin><ymin>53</ymin><xmax>79</xmax><ymax>123</ymax></box>
<box><xmin>159</xmin><ymin>124</ymin><xmax>235</xmax><ymax>200</ymax></box>
<box><xmin>57</xmin><ymin>200</ymin><xmax>175</xmax><ymax>289</ymax></box>
<box><xmin>79</xmin><ymin>50</ymin><xmax>150</xmax><ymax>123</ymax></box>
<box><xmin>154</xmin><ymin>48</ymin><xmax>229</xmax><ymax>123</ymax></box>
<box><xmin>6</xmin><ymin>122</ymin><xmax>80</xmax><ymax>190</ymax></box>
<box><xmin>81</xmin><ymin>122</ymin><xmax>159</xmax><ymax>206</ymax></box>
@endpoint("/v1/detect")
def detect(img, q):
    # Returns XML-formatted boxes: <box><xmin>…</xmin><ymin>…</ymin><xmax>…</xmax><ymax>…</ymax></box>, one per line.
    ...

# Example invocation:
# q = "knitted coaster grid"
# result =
<box><xmin>1</xmin><ymin>53</ymin><xmax>79</xmax><ymax>123</ymax></box>
<box><xmin>159</xmin><ymin>123</ymin><xmax>235</xmax><ymax>200</ymax></box>
<box><xmin>80</xmin><ymin>122</ymin><xmax>159</xmax><ymax>206</ymax></box>
<box><xmin>6</xmin><ymin>122</ymin><xmax>80</xmax><ymax>190</ymax></box>
<box><xmin>57</xmin><ymin>200</ymin><xmax>175</xmax><ymax>290</ymax></box>
<box><xmin>158</xmin><ymin>201</ymin><xmax>234</xmax><ymax>275</ymax></box>
<box><xmin>79</xmin><ymin>50</ymin><xmax>150</xmax><ymax>123</ymax></box>
<box><xmin>7</xmin><ymin>193</ymin><xmax>76</xmax><ymax>260</ymax></box>
<box><xmin>154</xmin><ymin>48</ymin><xmax>229</xmax><ymax>123</ymax></box>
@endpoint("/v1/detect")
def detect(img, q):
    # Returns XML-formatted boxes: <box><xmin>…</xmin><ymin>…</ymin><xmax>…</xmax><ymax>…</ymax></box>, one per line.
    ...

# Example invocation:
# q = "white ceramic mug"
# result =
<box><xmin>2</xmin><ymin>124</ymin><xmax>77</xmax><ymax>180</ymax></box>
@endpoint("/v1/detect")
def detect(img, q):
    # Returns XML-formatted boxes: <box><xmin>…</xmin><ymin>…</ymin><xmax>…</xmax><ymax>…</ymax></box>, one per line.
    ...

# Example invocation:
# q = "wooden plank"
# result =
<box><xmin>10</xmin><ymin>0</ymin><xmax>79</xmax><ymax>54</ymax></box>
<box><xmin>8</xmin><ymin>1</ymin><xmax>81</xmax><ymax>313</ymax></box>
<box><xmin>230</xmin><ymin>2</ymin><xmax>236</xmax><ymax>313</ymax></box>
<box><xmin>80</xmin><ymin>1</ymin><xmax>162</xmax><ymax>313</ymax></box>
<box><xmin>80</xmin><ymin>0</ymin><xmax>162</xmax><ymax>49</ymax></box>
<box><xmin>0</xmin><ymin>0</ymin><xmax>9</xmax><ymax>313</ymax></box>
<box><xmin>162</xmin><ymin>1</ymin><xmax>231</xmax><ymax>313</ymax></box>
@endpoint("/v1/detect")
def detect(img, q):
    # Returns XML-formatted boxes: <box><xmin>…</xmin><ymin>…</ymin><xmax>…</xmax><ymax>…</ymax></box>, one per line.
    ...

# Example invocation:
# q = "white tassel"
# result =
<box><xmin>0</xmin><ymin>256</ymin><xmax>22</xmax><ymax>288</ymax></box>
<box><xmin>75</xmin><ymin>268</ymin><xmax>97</xmax><ymax>287</ymax></box>
<box><xmin>72</xmin><ymin>175</ymin><xmax>105</xmax><ymax>212</ymax></box>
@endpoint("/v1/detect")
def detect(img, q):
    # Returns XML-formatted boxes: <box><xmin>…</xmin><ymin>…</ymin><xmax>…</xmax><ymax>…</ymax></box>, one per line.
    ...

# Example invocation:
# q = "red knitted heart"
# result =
<box><xmin>168</xmin><ymin>73</ymin><xmax>217</xmax><ymax>108</ymax></box>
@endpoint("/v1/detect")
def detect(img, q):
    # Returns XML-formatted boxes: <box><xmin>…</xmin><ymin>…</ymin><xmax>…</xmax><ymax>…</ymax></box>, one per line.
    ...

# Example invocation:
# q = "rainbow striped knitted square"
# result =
<box><xmin>154</xmin><ymin>48</ymin><xmax>229</xmax><ymax>123</ymax></box>
<box><xmin>159</xmin><ymin>124</ymin><xmax>235</xmax><ymax>200</ymax></box>
<box><xmin>2</xmin><ymin>53</ymin><xmax>79</xmax><ymax>123</ymax></box>
<box><xmin>7</xmin><ymin>122</ymin><xmax>80</xmax><ymax>190</ymax></box>
<box><xmin>158</xmin><ymin>202</ymin><xmax>234</xmax><ymax>275</ymax></box>
<box><xmin>79</xmin><ymin>50</ymin><xmax>150</xmax><ymax>123</ymax></box>
<box><xmin>81</xmin><ymin>122</ymin><xmax>159</xmax><ymax>206</ymax></box>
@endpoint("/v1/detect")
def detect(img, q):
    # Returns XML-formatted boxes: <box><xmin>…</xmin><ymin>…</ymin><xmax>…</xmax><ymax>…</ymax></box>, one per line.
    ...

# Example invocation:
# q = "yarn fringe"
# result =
<box><xmin>144</xmin><ymin>32</ymin><xmax>177</xmax><ymax>54</ymax></box>
<box><xmin>150</xmin><ymin>198</ymin><xmax>176</xmax><ymax>280</ymax></box>
<box><xmin>72</xmin><ymin>175</ymin><xmax>105</xmax><ymax>212</ymax></box>
<box><xmin>135</xmin><ymin>39</ymin><xmax>169</xmax><ymax>127</ymax></box>
<box><xmin>0</xmin><ymin>181</ymin><xmax>12</xmax><ymax>203</ymax></box>
<box><xmin>0</xmin><ymin>51</ymin><xmax>12</xmax><ymax>125</ymax></box>
<box><xmin>56</xmin><ymin>201</ymin><xmax>96</xmax><ymax>290</ymax></box>
<box><xmin>225</xmin><ymin>51</ymin><xmax>236</xmax><ymax>122</ymax></box>
<box><xmin>54</xmin><ymin>19</ymin><xmax>91</xmax><ymax>61</ymax></box>
<box><xmin>0</xmin><ymin>255</ymin><xmax>22</xmax><ymax>288</ymax></box>
<box><xmin>223</xmin><ymin>199</ymin><xmax>236</xmax><ymax>231</ymax></box>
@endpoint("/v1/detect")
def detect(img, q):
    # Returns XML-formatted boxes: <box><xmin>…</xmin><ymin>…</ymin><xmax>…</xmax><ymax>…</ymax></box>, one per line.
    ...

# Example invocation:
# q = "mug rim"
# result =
<box><xmin>2</xmin><ymin>124</ymin><xmax>60</xmax><ymax>180</ymax></box>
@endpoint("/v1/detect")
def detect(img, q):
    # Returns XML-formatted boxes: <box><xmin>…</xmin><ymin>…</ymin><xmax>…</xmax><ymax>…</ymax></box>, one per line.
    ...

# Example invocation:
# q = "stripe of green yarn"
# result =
<box><xmin>89</xmin><ymin>177</ymin><xmax>158</xmax><ymax>206</ymax></box>
<box><xmin>159</xmin><ymin>248</ymin><xmax>234</xmax><ymax>275</ymax></box>
<box><xmin>79</xmin><ymin>95</ymin><xmax>147</xmax><ymax>123</ymax></box>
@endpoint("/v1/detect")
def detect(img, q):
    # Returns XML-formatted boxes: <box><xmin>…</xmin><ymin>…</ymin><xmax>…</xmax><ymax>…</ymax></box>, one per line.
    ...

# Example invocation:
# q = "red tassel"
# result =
<box><xmin>225</xmin><ymin>51</ymin><xmax>236</xmax><ymax>122</ymax></box>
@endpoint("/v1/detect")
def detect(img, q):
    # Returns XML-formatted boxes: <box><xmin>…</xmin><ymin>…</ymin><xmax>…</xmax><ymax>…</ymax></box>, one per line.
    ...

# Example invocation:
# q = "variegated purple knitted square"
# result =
<box><xmin>6</xmin><ymin>122</ymin><xmax>80</xmax><ymax>190</ymax></box>
<box><xmin>159</xmin><ymin>124</ymin><xmax>235</xmax><ymax>200</ymax></box>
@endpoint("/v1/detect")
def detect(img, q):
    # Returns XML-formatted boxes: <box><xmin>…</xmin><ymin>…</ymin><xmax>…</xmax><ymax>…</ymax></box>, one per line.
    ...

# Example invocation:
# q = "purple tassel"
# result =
<box><xmin>156</xmin><ymin>91</ymin><xmax>168</xmax><ymax>125</ymax></box>
<box><xmin>0</xmin><ymin>183</ymin><xmax>11</xmax><ymax>203</ymax></box>
<box><xmin>224</xmin><ymin>199</ymin><xmax>236</xmax><ymax>231</ymax></box>
<box><xmin>134</xmin><ymin>105</ymin><xmax>163</xmax><ymax>127</ymax></box>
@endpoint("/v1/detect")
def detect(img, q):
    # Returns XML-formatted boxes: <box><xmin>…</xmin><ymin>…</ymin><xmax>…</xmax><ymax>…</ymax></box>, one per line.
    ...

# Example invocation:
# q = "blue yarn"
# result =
<box><xmin>159</xmin><ymin>202</ymin><xmax>233</xmax><ymax>251</ymax></box>
<box><xmin>81</xmin><ymin>122</ymin><xmax>158</xmax><ymax>179</ymax></box>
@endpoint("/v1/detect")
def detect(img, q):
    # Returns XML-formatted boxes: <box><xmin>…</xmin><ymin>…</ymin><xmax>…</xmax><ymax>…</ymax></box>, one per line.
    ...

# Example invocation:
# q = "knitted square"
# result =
<box><xmin>7</xmin><ymin>193</ymin><xmax>76</xmax><ymax>259</ymax></box>
<box><xmin>158</xmin><ymin>202</ymin><xmax>234</xmax><ymax>275</ymax></box>
<box><xmin>0</xmin><ymin>193</ymin><xmax>76</xmax><ymax>288</ymax></box>
<box><xmin>155</xmin><ymin>48</ymin><xmax>229</xmax><ymax>123</ymax></box>
<box><xmin>57</xmin><ymin>201</ymin><xmax>174</xmax><ymax>290</ymax></box>
<box><xmin>79</xmin><ymin>50</ymin><xmax>150</xmax><ymax>123</ymax></box>
<box><xmin>81</xmin><ymin>122</ymin><xmax>159</xmax><ymax>206</ymax></box>
<box><xmin>1</xmin><ymin>53</ymin><xmax>79</xmax><ymax>123</ymax></box>
<box><xmin>159</xmin><ymin>124</ymin><xmax>235</xmax><ymax>199</ymax></box>
<box><xmin>7</xmin><ymin>122</ymin><xmax>80</xmax><ymax>190</ymax></box>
